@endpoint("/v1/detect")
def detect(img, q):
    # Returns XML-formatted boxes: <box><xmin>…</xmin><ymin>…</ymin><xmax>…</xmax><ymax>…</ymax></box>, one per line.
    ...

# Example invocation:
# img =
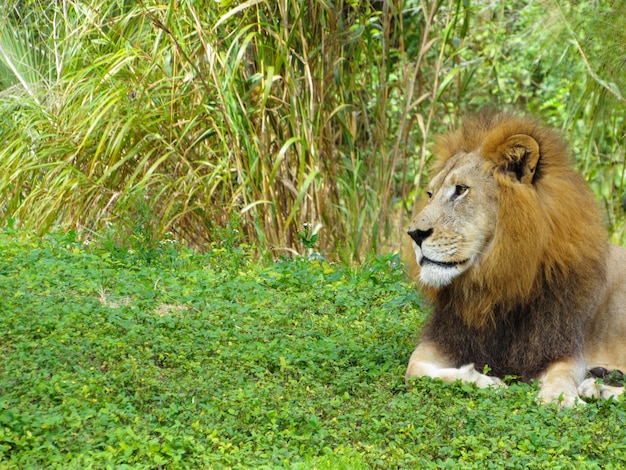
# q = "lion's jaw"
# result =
<box><xmin>412</xmin><ymin>233</ymin><xmax>486</xmax><ymax>288</ymax></box>
<box><xmin>413</xmin><ymin>241</ymin><xmax>468</xmax><ymax>288</ymax></box>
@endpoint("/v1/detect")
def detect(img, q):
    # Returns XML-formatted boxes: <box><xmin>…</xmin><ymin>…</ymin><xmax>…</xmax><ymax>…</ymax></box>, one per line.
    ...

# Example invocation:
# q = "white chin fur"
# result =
<box><xmin>412</xmin><ymin>241</ymin><xmax>465</xmax><ymax>288</ymax></box>
<box><xmin>419</xmin><ymin>264</ymin><xmax>463</xmax><ymax>288</ymax></box>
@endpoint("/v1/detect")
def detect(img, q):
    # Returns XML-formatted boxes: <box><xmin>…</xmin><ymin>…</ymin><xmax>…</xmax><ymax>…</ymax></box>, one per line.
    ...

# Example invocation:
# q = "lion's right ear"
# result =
<box><xmin>496</xmin><ymin>134</ymin><xmax>540</xmax><ymax>185</ymax></box>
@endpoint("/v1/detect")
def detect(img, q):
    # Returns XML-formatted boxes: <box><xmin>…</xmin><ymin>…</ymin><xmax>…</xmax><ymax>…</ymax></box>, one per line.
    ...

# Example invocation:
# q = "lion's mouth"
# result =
<box><xmin>421</xmin><ymin>256</ymin><xmax>468</xmax><ymax>268</ymax></box>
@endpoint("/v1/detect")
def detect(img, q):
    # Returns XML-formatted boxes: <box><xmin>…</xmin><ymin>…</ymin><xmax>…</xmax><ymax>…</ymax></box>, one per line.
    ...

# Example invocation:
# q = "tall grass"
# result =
<box><xmin>0</xmin><ymin>0</ymin><xmax>470</xmax><ymax>260</ymax></box>
<box><xmin>0</xmin><ymin>0</ymin><xmax>623</xmax><ymax>258</ymax></box>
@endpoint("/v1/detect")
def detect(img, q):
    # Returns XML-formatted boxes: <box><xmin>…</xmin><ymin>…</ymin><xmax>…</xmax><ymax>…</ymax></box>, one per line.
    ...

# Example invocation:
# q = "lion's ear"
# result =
<box><xmin>497</xmin><ymin>134</ymin><xmax>540</xmax><ymax>185</ymax></box>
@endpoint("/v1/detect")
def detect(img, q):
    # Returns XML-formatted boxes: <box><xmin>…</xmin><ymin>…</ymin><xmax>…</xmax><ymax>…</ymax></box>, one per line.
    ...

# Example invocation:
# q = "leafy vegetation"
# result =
<box><xmin>0</xmin><ymin>0</ymin><xmax>623</xmax><ymax>259</ymax></box>
<box><xmin>1</xmin><ymin>231</ymin><xmax>626</xmax><ymax>468</ymax></box>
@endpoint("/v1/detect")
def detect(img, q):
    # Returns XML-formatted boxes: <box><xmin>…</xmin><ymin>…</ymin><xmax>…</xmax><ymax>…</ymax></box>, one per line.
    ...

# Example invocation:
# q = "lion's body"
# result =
<box><xmin>405</xmin><ymin>111</ymin><xmax>626</xmax><ymax>406</ymax></box>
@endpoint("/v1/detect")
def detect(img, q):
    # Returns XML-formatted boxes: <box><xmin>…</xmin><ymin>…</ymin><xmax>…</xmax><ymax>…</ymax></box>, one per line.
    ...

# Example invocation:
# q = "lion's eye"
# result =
<box><xmin>426</xmin><ymin>190</ymin><xmax>433</xmax><ymax>199</ymax></box>
<box><xmin>453</xmin><ymin>185</ymin><xmax>469</xmax><ymax>199</ymax></box>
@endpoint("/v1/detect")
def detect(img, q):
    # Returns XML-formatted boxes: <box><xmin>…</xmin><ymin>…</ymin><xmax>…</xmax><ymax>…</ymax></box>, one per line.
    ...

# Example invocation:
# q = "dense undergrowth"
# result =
<box><xmin>1</xmin><ymin>231</ymin><xmax>626</xmax><ymax>468</ymax></box>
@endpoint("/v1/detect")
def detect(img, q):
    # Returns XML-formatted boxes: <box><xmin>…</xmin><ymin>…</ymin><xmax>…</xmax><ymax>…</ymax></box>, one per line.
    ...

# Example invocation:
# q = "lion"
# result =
<box><xmin>404</xmin><ymin>110</ymin><xmax>626</xmax><ymax>406</ymax></box>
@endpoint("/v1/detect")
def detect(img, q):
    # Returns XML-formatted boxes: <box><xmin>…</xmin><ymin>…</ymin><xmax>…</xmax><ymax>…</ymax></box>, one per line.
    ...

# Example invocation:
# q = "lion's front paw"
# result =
<box><xmin>536</xmin><ymin>389</ymin><xmax>585</xmax><ymax>408</ymax></box>
<box><xmin>557</xmin><ymin>395</ymin><xmax>585</xmax><ymax>408</ymax></box>
<box><xmin>461</xmin><ymin>364</ymin><xmax>505</xmax><ymax>389</ymax></box>
<box><xmin>578</xmin><ymin>378</ymin><xmax>603</xmax><ymax>399</ymax></box>
<box><xmin>578</xmin><ymin>378</ymin><xmax>624</xmax><ymax>400</ymax></box>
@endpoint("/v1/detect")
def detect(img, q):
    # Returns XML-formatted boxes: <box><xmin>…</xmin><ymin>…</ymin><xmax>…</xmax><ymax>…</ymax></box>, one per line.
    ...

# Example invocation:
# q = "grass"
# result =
<box><xmin>0</xmin><ymin>0</ymin><xmax>471</xmax><ymax>260</ymax></box>
<box><xmin>1</xmin><ymin>230</ymin><xmax>626</xmax><ymax>468</ymax></box>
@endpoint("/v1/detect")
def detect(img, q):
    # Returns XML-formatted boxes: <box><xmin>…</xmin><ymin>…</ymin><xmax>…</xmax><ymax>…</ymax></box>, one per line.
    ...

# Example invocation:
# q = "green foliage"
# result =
<box><xmin>1</xmin><ymin>232</ymin><xmax>626</xmax><ymax>468</ymax></box>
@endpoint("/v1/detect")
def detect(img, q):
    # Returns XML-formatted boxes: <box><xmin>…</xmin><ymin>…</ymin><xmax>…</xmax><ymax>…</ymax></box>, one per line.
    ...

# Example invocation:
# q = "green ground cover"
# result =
<box><xmin>1</xmin><ymin>232</ymin><xmax>626</xmax><ymax>468</ymax></box>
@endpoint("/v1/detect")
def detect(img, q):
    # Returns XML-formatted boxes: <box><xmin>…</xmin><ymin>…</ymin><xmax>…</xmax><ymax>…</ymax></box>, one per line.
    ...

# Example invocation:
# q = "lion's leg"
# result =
<box><xmin>536</xmin><ymin>356</ymin><xmax>586</xmax><ymax>407</ymax></box>
<box><xmin>578</xmin><ymin>378</ymin><xmax>624</xmax><ymax>400</ymax></box>
<box><xmin>406</xmin><ymin>341</ymin><xmax>504</xmax><ymax>389</ymax></box>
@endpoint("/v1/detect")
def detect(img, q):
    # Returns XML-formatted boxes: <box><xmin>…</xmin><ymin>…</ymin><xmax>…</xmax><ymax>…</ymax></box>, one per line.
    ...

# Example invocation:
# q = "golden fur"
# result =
<box><xmin>404</xmin><ymin>111</ymin><xmax>626</xmax><ymax>406</ymax></box>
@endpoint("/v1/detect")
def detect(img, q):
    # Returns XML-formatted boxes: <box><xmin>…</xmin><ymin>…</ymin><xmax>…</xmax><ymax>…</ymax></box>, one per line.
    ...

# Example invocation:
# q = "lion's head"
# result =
<box><xmin>406</xmin><ymin>111</ymin><xmax>607</xmax><ymax>330</ymax></box>
<box><xmin>408</xmin><ymin>150</ymin><xmax>499</xmax><ymax>288</ymax></box>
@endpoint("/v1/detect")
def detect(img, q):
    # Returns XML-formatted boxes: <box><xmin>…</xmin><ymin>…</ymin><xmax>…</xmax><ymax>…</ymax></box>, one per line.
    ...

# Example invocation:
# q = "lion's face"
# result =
<box><xmin>408</xmin><ymin>151</ymin><xmax>498</xmax><ymax>288</ymax></box>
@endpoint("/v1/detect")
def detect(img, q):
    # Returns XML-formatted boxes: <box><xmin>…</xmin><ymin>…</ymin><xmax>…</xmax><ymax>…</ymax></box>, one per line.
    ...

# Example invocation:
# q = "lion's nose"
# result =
<box><xmin>407</xmin><ymin>228</ymin><xmax>433</xmax><ymax>247</ymax></box>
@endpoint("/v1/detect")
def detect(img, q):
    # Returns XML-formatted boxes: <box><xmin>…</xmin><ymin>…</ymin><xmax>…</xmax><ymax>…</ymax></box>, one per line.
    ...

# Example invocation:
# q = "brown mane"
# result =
<box><xmin>410</xmin><ymin>111</ymin><xmax>608</xmax><ymax>380</ymax></box>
